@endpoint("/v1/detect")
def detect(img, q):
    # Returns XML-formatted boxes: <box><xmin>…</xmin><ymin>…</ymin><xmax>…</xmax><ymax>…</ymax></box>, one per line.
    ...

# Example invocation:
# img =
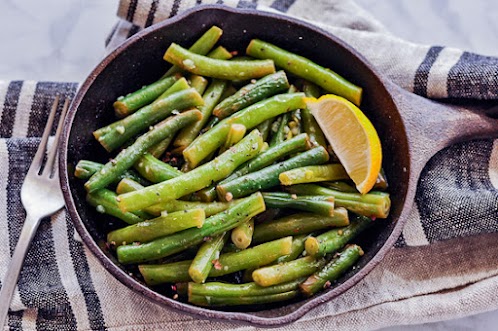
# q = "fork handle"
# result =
<box><xmin>0</xmin><ymin>214</ymin><xmax>42</xmax><ymax>328</ymax></box>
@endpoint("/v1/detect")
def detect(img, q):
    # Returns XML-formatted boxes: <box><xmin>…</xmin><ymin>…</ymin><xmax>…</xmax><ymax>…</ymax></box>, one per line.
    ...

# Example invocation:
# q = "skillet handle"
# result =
<box><xmin>386</xmin><ymin>81</ymin><xmax>498</xmax><ymax>177</ymax></box>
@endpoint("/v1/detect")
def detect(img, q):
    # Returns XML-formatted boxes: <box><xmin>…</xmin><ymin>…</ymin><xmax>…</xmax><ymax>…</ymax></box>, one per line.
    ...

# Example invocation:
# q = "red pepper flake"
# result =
<box><xmin>203</xmin><ymin>236</ymin><xmax>212</xmax><ymax>242</ymax></box>
<box><xmin>133</xmin><ymin>241</ymin><xmax>141</xmax><ymax>246</ymax></box>
<box><xmin>212</xmin><ymin>259</ymin><xmax>222</xmax><ymax>270</ymax></box>
<box><xmin>230</xmin><ymin>50</ymin><xmax>239</xmax><ymax>56</ymax></box>
<box><xmin>371</xmin><ymin>216</ymin><xmax>377</xmax><ymax>221</ymax></box>
<box><xmin>171</xmin><ymin>285</ymin><xmax>177</xmax><ymax>291</ymax></box>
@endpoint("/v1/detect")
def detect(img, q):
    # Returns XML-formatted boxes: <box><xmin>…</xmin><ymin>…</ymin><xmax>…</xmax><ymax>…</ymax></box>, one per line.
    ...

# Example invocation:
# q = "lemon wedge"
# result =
<box><xmin>306</xmin><ymin>94</ymin><xmax>382</xmax><ymax>194</ymax></box>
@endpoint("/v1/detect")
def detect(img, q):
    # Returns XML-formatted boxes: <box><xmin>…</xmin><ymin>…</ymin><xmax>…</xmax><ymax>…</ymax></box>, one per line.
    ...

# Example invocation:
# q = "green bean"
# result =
<box><xmin>94</xmin><ymin>82</ymin><xmax>202</xmax><ymax>152</ymax></box>
<box><xmin>256</xmin><ymin>119</ymin><xmax>273</xmax><ymax>141</ymax></box>
<box><xmin>222</xmin><ymin>124</ymin><xmax>247</xmax><ymax>150</ymax></box>
<box><xmin>115</xmin><ymin>178</ymin><xmax>145</xmax><ymax>194</ymax></box>
<box><xmin>300</xmin><ymin>244</ymin><xmax>363</xmax><ymax>296</ymax></box>
<box><xmin>189</xmin><ymin>290</ymin><xmax>298</xmax><ymax>307</ymax></box>
<box><xmin>213</xmin><ymin>71</ymin><xmax>290</xmax><ymax>119</ymax></box>
<box><xmin>188</xmin><ymin>75</ymin><xmax>209</xmax><ymax>94</ymax></box>
<box><xmin>206</xmin><ymin>45</ymin><xmax>233</xmax><ymax>60</ymax></box>
<box><xmin>183</xmin><ymin>93</ymin><xmax>305</xmax><ymax>167</ymax></box>
<box><xmin>269</xmin><ymin>113</ymin><xmax>291</xmax><ymax>147</ymax></box>
<box><xmin>85</xmin><ymin>109</ymin><xmax>202</xmax><ymax>192</ymax></box>
<box><xmin>222</xmin><ymin>133</ymin><xmax>311</xmax><ymax>183</ymax></box>
<box><xmin>163</xmin><ymin>43</ymin><xmax>276</xmax><ymax>81</ymax></box>
<box><xmin>147</xmin><ymin>135</ymin><xmax>174</xmax><ymax>159</ymax></box>
<box><xmin>208</xmin><ymin>236</ymin><xmax>292</xmax><ymax>277</ymax></box>
<box><xmin>305</xmin><ymin>215</ymin><xmax>371</xmax><ymax>257</ymax></box>
<box><xmin>231</xmin><ymin>218</ymin><xmax>254</xmax><ymax>249</ymax></box>
<box><xmin>116</xmin><ymin>129</ymin><xmax>264</xmax><ymax>212</ymax></box>
<box><xmin>217</xmin><ymin>146</ymin><xmax>329</xmax><ymax>201</ymax></box>
<box><xmin>86</xmin><ymin>189</ymin><xmax>148</xmax><ymax>225</ymax></box>
<box><xmin>252</xmin><ymin>208</ymin><xmax>349</xmax><ymax>244</ymax></box>
<box><xmin>246</xmin><ymin>39</ymin><xmax>362</xmax><ymax>106</ymax></box>
<box><xmin>252</xmin><ymin>256</ymin><xmax>327</xmax><ymax>287</ymax></box>
<box><xmin>188</xmin><ymin>278</ymin><xmax>304</xmax><ymax>297</ymax></box>
<box><xmin>189</xmin><ymin>233</ymin><xmax>228</xmax><ymax>284</ymax></box>
<box><xmin>113</xmin><ymin>74</ymin><xmax>181</xmax><ymax>118</ymax></box>
<box><xmin>74</xmin><ymin>160</ymin><xmax>147</xmax><ymax>186</ymax></box>
<box><xmin>321</xmin><ymin>181</ymin><xmax>358</xmax><ymax>193</ymax></box>
<box><xmin>164</xmin><ymin>26</ymin><xmax>223</xmax><ymax>77</ymax></box>
<box><xmin>140</xmin><ymin>260</ymin><xmax>192</xmax><ymax>285</ymax></box>
<box><xmin>262</xmin><ymin>192</ymin><xmax>335</xmax><ymax>217</ymax></box>
<box><xmin>191</xmin><ymin>187</ymin><xmax>218</xmax><ymax>203</ymax></box>
<box><xmin>285</xmin><ymin>184</ymin><xmax>391</xmax><ymax>218</ymax></box>
<box><xmin>133</xmin><ymin>153</ymin><xmax>182</xmax><ymax>183</ymax></box>
<box><xmin>116</xmin><ymin>192</ymin><xmax>265</xmax><ymax>264</ymax></box>
<box><xmin>301</xmin><ymin>80</ymin><xmax>328</xmax><ymax>148</ymax></box>
<box><xmin>107</xmin><ymin>209</ymin><xmax>205</xmax><ymax>246</ymax></box>
<box><xmin>274</xmin><ymin>235</ymin><xmax>308</xmax><ymax>264</ymax></box>
<box><xmin>279</xmin><ymin>164</ymin><xmax>349</xmax><ymax>186</ymax></box>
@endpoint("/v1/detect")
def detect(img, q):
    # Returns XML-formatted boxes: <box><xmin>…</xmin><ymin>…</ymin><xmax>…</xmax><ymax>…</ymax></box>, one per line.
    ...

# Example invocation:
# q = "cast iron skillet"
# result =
<box><xmin>59</xmin><ymin>5</ymin><xmax>498</xmax><ymax>327</ymax></box>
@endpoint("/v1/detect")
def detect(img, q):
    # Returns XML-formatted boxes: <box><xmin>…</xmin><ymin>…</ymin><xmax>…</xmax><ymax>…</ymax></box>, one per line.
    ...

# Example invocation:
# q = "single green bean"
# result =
<box><xmin>279</xmin><ymin>164</ymin><xmax>349</xmax><ymax>186</ymax></box>
<box><xmin>163</xmin><ymin>43</ymin><xmax>276</xmax><ymax>81</ymax></box>
<box><xmin>300</xmin><ymin>244</ymin><xmax>363</xmax><ymax>296</ymax></box>
<box><xmin>252</xmin><ymin>208</ymin><xmax>349</xmax><ymax>244</ymax></box>
<box><xmin>133</xmin><ymin>153</ymin><xmax>182</xmax><ymax>183</ymax></box>
<box><xmin>188</xmin><ymin>277</ymin><xmax>304</xmax><ymax>297</ymax></box>
<box><xmin>107</xmin><ymin>209</ymin><xmax>205</xmax><ymax>246</ymax></box>
<box><xmin>285</xmin><ymin>184</ymin><xmax>391</xmax><ymax>218</ymax></box>
<box><xmin>305</xmin><ymin>215</ymin><xmax>372</xmax><ymax>257</ymax></box>
<box><xmin>189</xmin><ymin>290</ymin><xmax>298</xmax><ymax>307</ymax></box>
<box><xmin>252</xmin><ymin>256</ymin><xmax>327</xmax><ymax>287</ymax></box>
<box><xmin>208</xmin><ymin>236</ymin><xmax>292</xmax><ymax>277</ymax></box>
<box><xmin>188</xmin><ymin>75</ymin><xmax>209</xmax><ymax>94</ymax></box>
<box><xmin>262</xmin><ymin>192</ymin><xmax>335</xmax><ymax>217</ymax></box>
<box><xmin>164</xmin><ymin>26</ymin><xmax>223</xmax><ymax>77</ymax></box>
<box><xmin>217</xmin><ymin>146</ymin><xmax>329</xmax><ymax>201</ymax></box>
<box><xmin>246</xmin><ymin>39</ymin><xmax>362</xmax><ymax>106</ymax></box>
<box><xmin>231</xmin><ymin>218</ymin><xmax>254</xmax><ymax>249</ymax></box>
<box><xmin>116</xmin><ymin>129</ymin><xmax>264</xmax><ymax>212</ymax></box>
<box><xmin>74</xmin><ymin>160</ymin><xmax>148</xmax><ymax>186</ymax></box>
<box><xmin>113</xmin><ymin>74</ymin><xmax>181</xmax><ymax>118</ymax></box>
<box><xmin>85</xmin><ymin>109</ymin><xmax>202</xmax><ymax>192</ymax></box>
<box><xmin>183</xmin><ymin>93</ymin><xmax>305</xmax><ymax>167</ymax></box>
<box><xmin>213</xmin><ymin>71</ymin><xmax>290</xmax><ymax>119</ymax></box>
<box><xmin>147</xmin><ymin>135</ymin><xmax>174</xmax><ymax>159</ymax></box>
<box><xmin>140</xmin><ymin>260</ymin><xmax>192</xmax><ymax>285</ymax></box>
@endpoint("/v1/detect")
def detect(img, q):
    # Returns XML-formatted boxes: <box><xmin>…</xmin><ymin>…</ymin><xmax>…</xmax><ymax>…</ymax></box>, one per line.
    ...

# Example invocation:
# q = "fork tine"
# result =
<box><xmin>28</xmin><ymin>95</ymin><xmax>60</xmax><ymax>175</ymax></box>
<box><xmin>42</xmin><ymin>97</ymin><xmax>70</xmax><ymax>178</ymax></box>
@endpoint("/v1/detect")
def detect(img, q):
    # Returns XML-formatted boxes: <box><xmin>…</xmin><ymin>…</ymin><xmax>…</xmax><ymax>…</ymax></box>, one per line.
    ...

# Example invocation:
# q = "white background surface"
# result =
<box><xmin>0</xmin><ymin>0</ymin><xmax>497</xmax><ymax>330</ymax></box>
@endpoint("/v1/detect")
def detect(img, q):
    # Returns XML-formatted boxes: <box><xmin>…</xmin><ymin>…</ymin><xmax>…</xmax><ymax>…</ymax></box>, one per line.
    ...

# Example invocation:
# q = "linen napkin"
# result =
<box><xmin>1</xmin><ymin>0</ymin><xmax>498</xmax><ymax>330</ymax></box>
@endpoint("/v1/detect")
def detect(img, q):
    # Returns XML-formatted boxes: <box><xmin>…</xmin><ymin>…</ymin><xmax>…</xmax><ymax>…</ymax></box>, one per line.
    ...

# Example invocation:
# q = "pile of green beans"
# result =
<box><xmin>75</xmin><ymin>26</ymin><xmax>391</xmax><ymax>308</ymax></box>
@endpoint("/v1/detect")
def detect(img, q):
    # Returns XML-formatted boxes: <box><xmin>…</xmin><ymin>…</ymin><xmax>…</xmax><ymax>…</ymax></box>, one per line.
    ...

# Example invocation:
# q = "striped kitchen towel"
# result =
<box><xmin>1</xmin><ymin>0</ymin><xmax>498</xmax><ymax>330</ymax></box>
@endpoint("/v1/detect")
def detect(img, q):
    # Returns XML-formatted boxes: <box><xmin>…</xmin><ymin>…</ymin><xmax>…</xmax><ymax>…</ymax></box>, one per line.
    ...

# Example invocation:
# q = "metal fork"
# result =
<box><xmin>0</xmin><ymin>96</ymin><xmax>70</xmax><ymax>328</ymax></box>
